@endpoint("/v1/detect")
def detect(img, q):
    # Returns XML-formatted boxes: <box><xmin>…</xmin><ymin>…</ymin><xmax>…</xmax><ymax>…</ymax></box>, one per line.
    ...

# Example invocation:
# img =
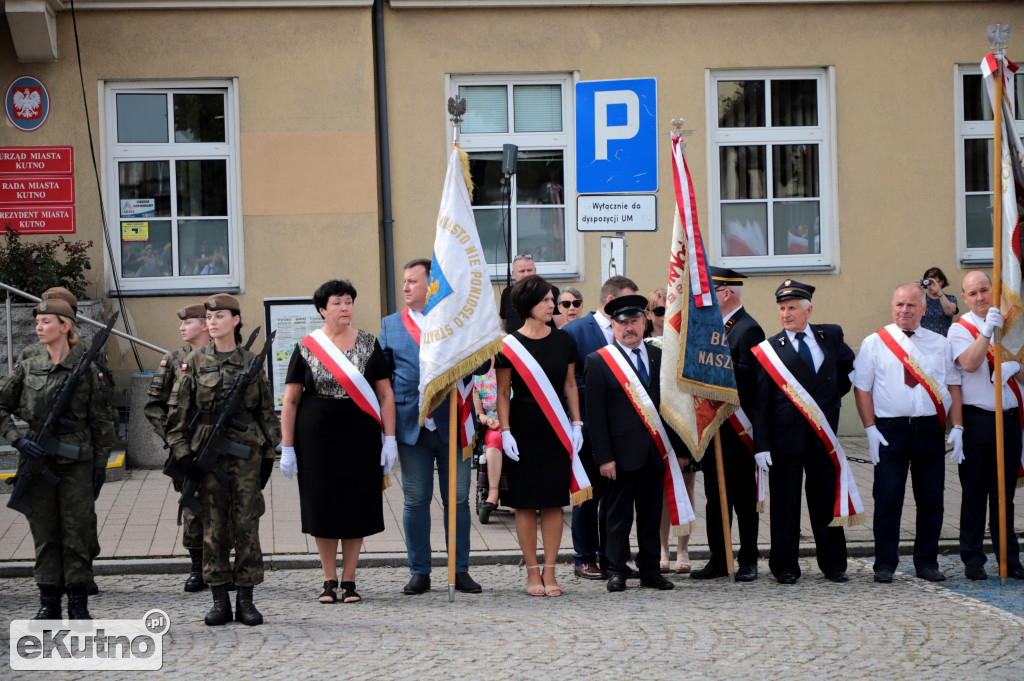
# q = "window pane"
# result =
<box><xmin>118</xmin><ymin>161</ymin><xmax>172</xmax><ymax>217</ymax></box>
<box><xmin>963</xmin><ymin>74</ymin><xmax>993</xmax><ymax>122</ymax></box>
<box><xmin>773</xmin><ymin>201</ymin><xmax>820</xmax><ymax>255</ymax></box>
<box><xmin>721</xmin><ymin>203</ymin><xmax>768</xmax><ymax>256</ymax></box>
<box><xmin>458</xmin><ymin>86</ymin><xmax>508</xmax><ymax>133</ymax></box>
<box><xmin>516</xmin><ymin>206</ymin><xmax>564</xmax><ymax>263</ymax></box>
<box><xmin>720</xmin><ymin>146</ymin><xmax>766</xmax><ymax>200</ymax></box>
<box><xmin>178</xmin><ymin>220</ymin><xmax>230</xmax><ymax>276</ymax></box>
<box><xmin>770</xmin><ymin>80</ymin><xmax>817</xmax><ymax>126</ymax></box>
<box><xmin>964</xmin><ymin>138</ymin><xmax>993</xmax><ymax>192</ymax></box>
<box><xmin>174</xmin><ymin>93</ymin><xmax>225</xmax><ymax>143</ymax></box>
<box><xmin>120</xmin><ymin>221</ymin><xmax>172</xmax><ymax>278</ymax></box>
<box><xmin>176</xmin><ymin>160</ymin><xmax>227</xmax><ymax>216</ymax></box>
<box><xmin>116</xmin><ymin>94</ymin><xmax>168</xmax><ymax>143</ymax></box>
<box><xmin>965</xmin><ymin>195</ymin><xmax>994</xmax><ymax>249</ymax></box>
<box><xmin>473</xmin><ymin>207</ymin><xmax>506</xmax><ymax>265</ymax></box>
<box><xmin>718</xmin><ymin>80</ymin><xmax>765</xmax><ymax>128</ymax></box>
<box><xmin>772</xmin><ymin>144</ymin><xmax>819</xmax><ymax>198</ymax></box>
<box><xmin>513</xmin><ymin>85</ymin><xmax>562</xmax><ymax>132</ymax></box>
<box><xmin>515</xmin><ymin>150</ymin><xmax>563</xmax><ymax>205</ymax></box>
<box><xmin>467</xmin><ymin>152</ymin><xmax>507</xmax><ymax>206</ymax></box>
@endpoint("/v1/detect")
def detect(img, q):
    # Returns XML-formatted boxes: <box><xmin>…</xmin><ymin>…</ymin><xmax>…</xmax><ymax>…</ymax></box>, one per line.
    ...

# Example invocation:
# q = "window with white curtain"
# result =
<box><xmin>707</xmin><ymin>68</ymin><xmax>836</xmax><ymax>270</ymax></box>
<box><xmin>451</xmin><ymin>74</ymin><xmax>577</xmax><ymax>278</ymax></box>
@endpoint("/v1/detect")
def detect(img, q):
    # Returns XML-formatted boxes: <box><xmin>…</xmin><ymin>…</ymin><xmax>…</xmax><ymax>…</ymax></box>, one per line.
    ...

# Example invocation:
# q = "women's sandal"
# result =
<box><xmin>525</xmin><ymin>565</ymin><xmax>545</xmax><ymax>596</ymax></box>
<box><xmin>676</xmin><ymin>552</ymin><xmax>691</xmax><ymax>575</ymax></box>
<box><xmin>339</xmin><ymin>581</ymin><xmax>362</xmax><ymax>604</ymax></box>
<box><xmin>659</xmin><ymin>555</ymin><xmax>671</xmax><ymax>573</ymax></box>
<box><xmin>318</xmin><ymin>580</ymin><xmax>339</xmax><ymax>604</ymax></box>
<box><xmin>542</xmin><ymin>565</ymin><xmax>562</xmax><ymax>597</ymax></box>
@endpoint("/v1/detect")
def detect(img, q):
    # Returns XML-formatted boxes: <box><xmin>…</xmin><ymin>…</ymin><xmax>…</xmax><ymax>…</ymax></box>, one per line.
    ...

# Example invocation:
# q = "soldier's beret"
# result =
<box><xmin>40</xmin><ymin>287</ymin><xmax>78</xmax><ymax>313</ymax></box>
<box><xmin>205</xmin><ymin>293</ymin><xmax>241</xmax><ymax>313</ymax></box>
<box><xmin>604</xmin><ymin>294</ymin><xmax>649</xmax><ymax>322</ymax></box>
<box><xmin>709</xmin><ymin>266</ymin><xmax>747</xmax><ymax>287</ymax></box>
<box><xmin>177</xmin><ymin>303</ymin><xmax>208</xmax><ymax>320</ymax></box>
<box><xmin>774</xmin><ymin>279</ymin><xmax>815</xmax><ymax>302</ymax></box>
<box><xmin>33</xmin><ymin>297</ymin><xmax>76</xmax><ymax>321</ymax></box>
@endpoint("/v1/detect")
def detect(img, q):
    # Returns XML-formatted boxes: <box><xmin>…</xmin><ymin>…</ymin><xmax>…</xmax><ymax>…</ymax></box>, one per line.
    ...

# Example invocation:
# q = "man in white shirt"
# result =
<box><xmin>853</xmin><ymin>283</ymin><xmax>963</xmax><ymax>583</ymax></box>
<box><xmin>947</xmin><ymin>271</ymin><xmax>1024</xmax><ymax>580</ymax></box>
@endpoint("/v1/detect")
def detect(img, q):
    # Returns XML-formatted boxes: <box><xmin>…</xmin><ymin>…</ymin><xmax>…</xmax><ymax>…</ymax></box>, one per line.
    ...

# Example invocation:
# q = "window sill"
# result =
<box><xmin>108</xmin><ymin>286</ymin><xmax>241</xmax><ymax>298</ymax></box>
<box><xmin>729</xmin><ymin>264</ymin><xmax>837</xmax><ymax>275</ymax></box>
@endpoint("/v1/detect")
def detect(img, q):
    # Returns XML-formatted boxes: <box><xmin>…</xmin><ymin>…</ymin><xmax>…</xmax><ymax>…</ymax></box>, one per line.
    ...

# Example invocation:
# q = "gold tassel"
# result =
<box><xmin>382</xmin><ymin>474</ymin><xmax>392</xmax><ymax>491</ymax></box>
<box><xmin>1017</xmin><ymin>477</ymin><xmax>1024</xmax><ymax>489</ymax></box>
<box><xmin>462</xmin><ymin>443</ymin><xmax>474</xmax><ymax>462</ymax></box>
<box><xmin>828</xmin><ymin>511</ymin><xmax>867</xmax><ymax>528</ymax></box>
<box><xmin>670</xmin><ymin>520</ymin><xmax>696</xmax><ymax>538</ymax></box>
<box><xmin>457</xmin><ymin>147</ymin><xmax>474</xmax><ymax>202</ymax></box>
<box><xmin>756</xmin><ymin>500</ymin><xmax>765</xmax><ymax>513</ymax></box>
<box><xmin>419</xmin><ymin>338</ymin><xmax>505</xmax><ymax>424</ymax></box>
<box><xmin>571</xmin><ymin>486</ymin><xmax>594</xmax><ymax>507</ymax></box>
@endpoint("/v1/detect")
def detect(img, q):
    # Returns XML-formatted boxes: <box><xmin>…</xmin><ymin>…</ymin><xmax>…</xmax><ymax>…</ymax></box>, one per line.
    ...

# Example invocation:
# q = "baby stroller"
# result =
<box><xmin>473</xmin><ymin>415</ymin><xmax>510</xmax><ymax>524</ymax></box>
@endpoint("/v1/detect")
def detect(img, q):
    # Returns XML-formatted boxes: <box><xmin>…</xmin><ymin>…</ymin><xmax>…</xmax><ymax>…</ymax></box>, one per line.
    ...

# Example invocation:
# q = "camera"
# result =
<box><xmin>920</xmin><ymin>279</ymin><xmax>932</xmax><ymax>288</ymax></box>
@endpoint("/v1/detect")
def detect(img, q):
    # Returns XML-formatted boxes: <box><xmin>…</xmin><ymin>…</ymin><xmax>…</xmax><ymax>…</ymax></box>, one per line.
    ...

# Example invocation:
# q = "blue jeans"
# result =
<box><xmin>398</xmin><ymin>428</ymin><xmax>471</xmax><ymax>575</ymax></box>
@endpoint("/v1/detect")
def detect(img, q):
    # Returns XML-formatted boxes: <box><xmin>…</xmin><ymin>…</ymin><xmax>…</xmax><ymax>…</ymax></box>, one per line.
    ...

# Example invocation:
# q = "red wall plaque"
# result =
<box><xmin>0</xmin><ymin>206</ymin><xmax>76</xmax><ymax>234</ymax></box>
<box><xmin>0</xmin><ymin>146</ymin><xmax>74</xmax><ymax>175</ymax></box>
<box><xmin>0</xmin><ymin>176</ymin><xmax>75</xmax><ymax>205</ymax></box>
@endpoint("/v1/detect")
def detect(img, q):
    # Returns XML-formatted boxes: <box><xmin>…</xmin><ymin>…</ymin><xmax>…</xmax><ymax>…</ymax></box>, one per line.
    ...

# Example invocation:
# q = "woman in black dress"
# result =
<box><xmin>496</xmin><ymin>275</ymin><xmax>582</xmax><ymax>597</ymax></box>
<box><xmin>279</xmin><ymin>280</ymin><xmax>397</xmax><ymax>604</ymax></box>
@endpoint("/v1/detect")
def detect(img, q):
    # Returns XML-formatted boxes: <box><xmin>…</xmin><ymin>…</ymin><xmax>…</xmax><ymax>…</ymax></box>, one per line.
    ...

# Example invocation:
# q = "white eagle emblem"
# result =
<box><xmin>13</xmin><ymin>89</ymin><xmax>42</xmax><ymax>119</ymax></box>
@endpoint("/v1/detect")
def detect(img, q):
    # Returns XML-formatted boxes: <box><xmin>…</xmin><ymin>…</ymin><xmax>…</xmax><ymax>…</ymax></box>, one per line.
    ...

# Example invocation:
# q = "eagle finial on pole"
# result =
<box><xmin>448</xmin><ymin>94</ymin><xmax>468</xmax><ymax>146</ymax></box>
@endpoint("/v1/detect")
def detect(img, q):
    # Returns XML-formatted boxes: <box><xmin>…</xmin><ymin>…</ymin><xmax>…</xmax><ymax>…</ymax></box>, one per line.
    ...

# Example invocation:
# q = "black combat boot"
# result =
<box><xmin>67</xmin><ymin>584</ymin><xmax>92</xmax><ymax>620</ymax></box>
<box><xmin>204</xmin><ymin>585</ymin><xmax>232</xmax><ymax>626</ymax></box>
<box><xmin>234</xmin><ymin>586</ymin><xmax>263</xmax><ymax>626</ymax></box>
<box><xmin>184</xmin><ymin>549</ymin><xmax>207</xmax><ymax>593</ymax></box>
<box><xmin>33</xmin><ymin>585</ymin><xmax>62</xmax><ymax>620</ymax></box>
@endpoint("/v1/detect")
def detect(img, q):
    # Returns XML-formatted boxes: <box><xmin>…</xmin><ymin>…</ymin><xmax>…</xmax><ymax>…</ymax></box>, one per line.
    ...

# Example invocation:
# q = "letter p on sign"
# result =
<box><xmin>576</xmin><ymin>78</ymin><xmax>658</xmax><ymax>194</ymax></box>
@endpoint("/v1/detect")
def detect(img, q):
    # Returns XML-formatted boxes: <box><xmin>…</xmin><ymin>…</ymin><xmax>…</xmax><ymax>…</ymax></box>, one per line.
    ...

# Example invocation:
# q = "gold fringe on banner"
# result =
<box><xmin>670</xmin><ymin>520</ymin><xmax>696</xmax><ymax>538</ymax></box>
<box><xmin>828</xmin><ymin>511</ymin><xmax>866</xmax><ymax>528</ymax></box>
<box><xmin>462</xmin><ymin>443</ymin><xmax>474</xmax><ymax>462</ymax></box>
<box><xmin>382</xmin><ymin>474</ymin><xmax>392</xmax><ymax>491</ymax></box>
<box><xmin>457</xmin><ymin>147</ymin><xmax>474</xmax><ymax>202</ymax></box>
<box><xmin>571</xmin><ymin>486</ymin><xmax>593</xmax><ymax>507</ymax></box>
<box><xmin>660</xmin><ymin>403</ymin><xmax>736</xmax><ymax>463</ymax></box>
<box><xmin>419</xmin><ymin>337</ymin><xmax>504</xmax><ymax>425</ymax></box>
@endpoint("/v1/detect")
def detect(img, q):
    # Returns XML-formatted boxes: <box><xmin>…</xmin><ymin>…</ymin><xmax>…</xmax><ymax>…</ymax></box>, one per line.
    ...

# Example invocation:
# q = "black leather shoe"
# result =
<box><xmin>640</xmin><ymin>575</ymin><xmax>675</xmax><ymax>590</ymax></box>
<box><xmin>916</xmin><ymin>566</ymin><xmax>946</xmax><ymax>582</ymax></box>
<box><xmin>690</xmin><ymin>562</ymin><xmax>728</xmax><ymax>580</ymax></box>
<box><xmin>874</xmin><ymin>569</ymin><xmax>894</xmax><ymax>583</ymax></box>
<box><xmin>454</xmin><ymin>572</ymin><xmax>482</xmax><ymax>593</ymax></box>
<box><xmin>606</xmin><ymin>574</ymin><xmax>626</xmax><ymax>592</ymax></box>
<box><xmin>575</xmin><ymin>562</ymin><xmax>605</xmax><ymax>580</ymax></box>
<box><xmin>403</xmin><ymin>574</ymin><xmax>431</xmax><ymax>595</ymax></box>
<box><xmin>735</xmin><ymin>565</ymin><xmax>758</xmax><ymax>582</ymax></box>
<box><xmin>825</xmin><ymin>571</ymin><xmax>849</xmax><ymax>583</ymax></box>
<box><xmin>775</xmin><ymin>572</ymin><xmax>798</xmax><ymax>585</ymax></box>
<box><xmin>1006</xmin><ymin>564</ymin><xmax>1024</xmax><ymax>580</ymax></box>
<box><xmin>965</xmin><ymin>565</ymin><xmax>988</xmax><ymax>581</ymax></box>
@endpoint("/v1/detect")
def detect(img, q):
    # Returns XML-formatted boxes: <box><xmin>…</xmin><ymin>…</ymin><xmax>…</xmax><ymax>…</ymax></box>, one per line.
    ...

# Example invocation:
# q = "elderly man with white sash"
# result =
<box><xmin>751</xmin><ymin>280</ymin><xmax>860</xmax><ymax>585</ymax></box>
<box><xmin>584</xmin><ymin>295</ymin><xmax>695</xmax><ymax>593</ymax></box>
<box><xmin>853</xmin><ymin>283</ymin><xmax>962</xmax><ymax>584</ymax></box>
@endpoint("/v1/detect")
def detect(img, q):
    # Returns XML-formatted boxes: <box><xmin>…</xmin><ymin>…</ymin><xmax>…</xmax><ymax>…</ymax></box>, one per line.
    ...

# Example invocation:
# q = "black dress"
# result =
<box><xmin>286</xmin><ymin>329</ymin><xmax>390</xmax><ymax>539</ymax></box>
<box><xmin>495</xmin><ymin>328</ymin><xmax>578</xmax><ymax>509</ymax></box>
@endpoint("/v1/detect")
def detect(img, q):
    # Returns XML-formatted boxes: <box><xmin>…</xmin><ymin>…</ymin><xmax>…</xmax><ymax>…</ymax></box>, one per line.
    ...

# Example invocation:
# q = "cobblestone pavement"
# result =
<box><xmin>3</xmin><ymin>559</ymin><xmax>1023</xmax><ymax>680</ymax></box>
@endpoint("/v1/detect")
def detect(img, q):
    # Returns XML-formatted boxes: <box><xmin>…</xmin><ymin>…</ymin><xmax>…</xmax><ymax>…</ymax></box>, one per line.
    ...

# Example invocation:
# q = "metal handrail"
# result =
<box><xmin>2</xmin><ymin>281</ymin><xmax>167</xmax><ymax>372</ymax></box>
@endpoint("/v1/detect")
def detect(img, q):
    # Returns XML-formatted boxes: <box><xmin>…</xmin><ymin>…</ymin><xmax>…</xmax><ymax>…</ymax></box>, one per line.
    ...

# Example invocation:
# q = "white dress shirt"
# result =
<box><xmin>852</xmin><ymin>323</ymin><xmax>959</xmax><ymax>417</ymax></box>
<box><xmin>785</xmin><ymin>326</ymin><xmax>824</xmax><ymax>372</ymax></box>
<box><xmin>595</xmin><ymin>311</ymin><xmax>613</xmax><ymax>345</ymax></box>
<box><xmin>948</xmin><ymin>310</ymin><xmax>1020</xmax><ymax>410</ymax></box>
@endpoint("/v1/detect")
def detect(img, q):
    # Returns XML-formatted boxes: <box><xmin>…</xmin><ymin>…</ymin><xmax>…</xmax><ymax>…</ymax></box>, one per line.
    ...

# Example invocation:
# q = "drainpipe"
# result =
<box><xmin>374</xmin><ymin>0</ymin><xmax>397</xmax><ymax>314</ymax></box>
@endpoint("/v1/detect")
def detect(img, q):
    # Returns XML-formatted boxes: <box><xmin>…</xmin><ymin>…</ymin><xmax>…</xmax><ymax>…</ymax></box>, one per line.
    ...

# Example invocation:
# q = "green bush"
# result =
<box><xmin>0</xmin><ymin>223</ymin><xmax>94</xmax><ymax>299</ymax></box>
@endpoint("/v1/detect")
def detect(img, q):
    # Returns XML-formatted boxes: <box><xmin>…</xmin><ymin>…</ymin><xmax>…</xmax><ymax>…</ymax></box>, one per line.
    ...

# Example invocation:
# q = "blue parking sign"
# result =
<box><xmin>576</xmin><ymin>78</ymin><xmax>658</xmax><ymax>194</ymax></box>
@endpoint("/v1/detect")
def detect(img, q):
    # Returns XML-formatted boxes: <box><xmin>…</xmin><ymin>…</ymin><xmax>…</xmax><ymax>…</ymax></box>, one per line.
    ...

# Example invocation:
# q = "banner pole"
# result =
<box><xmin>447</xmin><ymin>386</ymin><xmax>459</xmax><ymax>601</ymax></box>
<box><xmin>713</xmin><ymin>432</ymin><xmax>736</xmax><ymax>583</ymax></box>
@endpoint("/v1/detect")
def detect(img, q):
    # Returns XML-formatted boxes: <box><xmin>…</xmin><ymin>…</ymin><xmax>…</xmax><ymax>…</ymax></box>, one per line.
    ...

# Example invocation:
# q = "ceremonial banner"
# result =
<box><xmin>982</xmin><ymin>53</ymin><xmax>1024</xmax><ymax>357</ymax></box>
<box><xmin>660</xmin><ymin>132</ymin><xmax>739</xmax><ymax>460</ymax></box>
<box><xmin>418</xmin><ymin>147</ymin><xmax>504</xmax><ymax>422</ymax></box>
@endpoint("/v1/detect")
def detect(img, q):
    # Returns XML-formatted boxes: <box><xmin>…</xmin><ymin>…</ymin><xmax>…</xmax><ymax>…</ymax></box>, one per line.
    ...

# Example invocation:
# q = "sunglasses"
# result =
<box><xmin>649</xmin><ymin>306</ymin><xmax>666</xmax><ymax>317</ymax></box>
<box><xmin>560</xmin><ymin>299</ymin><xmax>583</xmax><ymax>309</ymax></box>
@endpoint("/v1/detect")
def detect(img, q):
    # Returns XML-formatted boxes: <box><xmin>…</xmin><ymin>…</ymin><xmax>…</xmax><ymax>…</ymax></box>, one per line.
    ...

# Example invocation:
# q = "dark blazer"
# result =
<box><xmin>751</xmin><ymin>323</ymin><xmax>854</xmax><ymax>455</ymax></box>
<box><xmin>725</xmin><ymin>306</ymin><xmax>766</xmax><ymax>413</ymax></box>
<box><xmin>584</xmin><ymin>343</ymin><xmax>683</xmax><ymax>473</ymax></box>
<box><xmin>564</xmin><ymin>312</ymin><xmax>610</xmax><ymax>421</ymax></box>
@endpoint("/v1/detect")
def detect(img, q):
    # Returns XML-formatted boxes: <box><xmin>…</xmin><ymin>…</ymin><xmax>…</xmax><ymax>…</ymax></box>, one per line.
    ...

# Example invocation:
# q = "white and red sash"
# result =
<box><xmin>456</xmin><ymin>376</ymin><xmax>476</xmax><ymax>459</ymax></box>
<box><xmin>501</xmin><ymin>335</ymin><xmax>593</xmax><ymax>506</ymax></box>
<box><xmin>401</xmin><ymin>308</ymin><xmax>421</xmax><ymax>345</ymax></box>
<box><xmin>752</xmin><ymin>339</ymin><xmax>866</xmax><ymax>526</ymax></box>
<box><xmin>955</xmin><ymin>317</ymin><xmax>1024</xmax><ymax>485</ymax></box>
<box><xmin>302</xmin><ymin>329</ymin><xmax>382</xmax><ymax>427</ymax></box>
<box><xmin>726</xmin><ymin>407</ymin><xmax>765</xmax><ymax>513</ymax></box>
<box><xmin>596</xmin><ymin>346</ymin><xmax>696</xmax><ymax>535</ymax></box>
<box><xmin>876</xmin><ymin>325</ymin><xmax>948</xmax><ymax>428</ymax></box>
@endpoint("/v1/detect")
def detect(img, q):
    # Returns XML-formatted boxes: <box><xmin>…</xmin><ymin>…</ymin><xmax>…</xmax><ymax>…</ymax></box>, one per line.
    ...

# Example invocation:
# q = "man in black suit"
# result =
<box><xmin>691</xmin><ymin>267</ymin><xmax>765</xmax><ymax>582</ymax></box>
<box><xmin>752</xmin><ymin>280</ymin><xmax>856</xmax><ymax>584</ymax></box>
<box><xmin>585</xmin><ymin>294</ymin><xmax>677</xmax><ymax>592</ymax></box>
<box><xmin>564</xmin><ymin>275</ymin><xmax>639</xmax><ymax>580</ymax></box>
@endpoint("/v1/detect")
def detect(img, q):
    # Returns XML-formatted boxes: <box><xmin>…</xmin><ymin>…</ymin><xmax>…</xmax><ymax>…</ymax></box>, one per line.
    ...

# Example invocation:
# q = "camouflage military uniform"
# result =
<box><xmin>165</xmin><ymin>344</ymin><xmax>281</xmax><ymax>587</ymax></box>
<box><xmin>0</xmin><ymin>344</ymin><xmax>116</xmax><ymax>588</ymax></box>
<box><xmin>145</xmin><ymin>344</ymin><xmax>203</xmax><ymax>550</ymax></box>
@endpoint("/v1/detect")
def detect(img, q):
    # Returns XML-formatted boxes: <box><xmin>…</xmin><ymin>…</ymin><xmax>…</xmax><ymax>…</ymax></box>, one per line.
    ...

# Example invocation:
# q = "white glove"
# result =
<box><xmin>570</xmin><ymin>424</ymin><xmax>584</xmax><ymax>456</ymax></box>
<box><xmin>1000</xmin><ymin>361</ymin><xmax>1021</xmax><ymax>383</ymax></box>
<box><xmin>980</xmin><ymin>306</ymin><xmax>1004</xmax><ymax>338</ymax></box>
<box><xmin>381</xmin><ymin>435</ymin><xmax>398</xmax><ymax>474</ymax></box>
<box><xmin>947</xmin><ymin>428</ymin><xmax>965</xmax><ymax>464</ymax></box>
<box><xmin>865</xmin><ymin>425</ymin><xmax>889</xmax><ymax>466</ymax></box>
<box><xmin>501</xmin><ymin>430</ymin><xmax>520</xmax><ymax>461</ymax></box>
<box><xmin>754</xmin><ymin>451</ymin><xmax>772</xmax><ymax>472</ymax></box>
<box><xmin>280</xmin><ymin>445</ymin><xmax>297</xmax><ymax>480</ymax></box>
<box><xmin>423</xmin><ymin>415</ymin><xmax>437</xmax><ymax>432</ymax></box>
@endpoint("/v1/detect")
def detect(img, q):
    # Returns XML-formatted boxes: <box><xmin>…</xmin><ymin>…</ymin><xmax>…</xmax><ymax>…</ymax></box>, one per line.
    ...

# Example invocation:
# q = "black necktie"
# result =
<box><xmin>795</xmin><ymin>331</ymin><xmax>814</xmax><ymax>371</ymax></box>
<box><xmin>633</xmin><ymin>348</ymin><xmax>649</xmax><ymax>385</ymax></box>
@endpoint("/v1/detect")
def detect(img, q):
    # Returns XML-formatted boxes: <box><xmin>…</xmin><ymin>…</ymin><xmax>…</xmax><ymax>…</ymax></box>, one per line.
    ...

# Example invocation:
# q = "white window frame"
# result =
<box><xmin>954</xmin><ymin>62</ymin><xmax>1023</xmax><ymax>264</ymax></box>
<box><xmin>705</xmin><ymin>67</ymin><xmax>838</xmax><ymax>272</ymax></box>
<box><xmin>102</xmin><ymin>79</ymin><xmax>243</xmax><ymax>295</ymax></box>
<box><xmin>446</xmin><ymin>72</ymin><xmax>580</xmax><ymax>280</ymax></box>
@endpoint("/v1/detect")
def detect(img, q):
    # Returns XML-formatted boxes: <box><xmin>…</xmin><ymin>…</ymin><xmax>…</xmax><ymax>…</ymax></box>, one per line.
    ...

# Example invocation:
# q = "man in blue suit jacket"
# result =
<box><xmin>562</xmin><ymin>275</ymin><xmax>638</xmax><ymax>579</ymax></box>
<box><xmin>379</xmin><ymin>258</ymin><xmax>479</xmax><ymax>595</ymax></box>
